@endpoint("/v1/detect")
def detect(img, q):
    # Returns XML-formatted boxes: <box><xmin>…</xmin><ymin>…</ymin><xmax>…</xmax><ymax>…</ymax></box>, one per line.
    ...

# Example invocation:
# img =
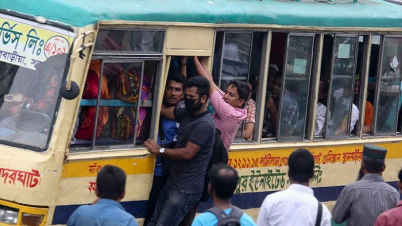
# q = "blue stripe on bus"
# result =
<box><xmin>52</xmin><ymin>201</ymin><xmax>148</xmax><ymax>225</ymax></box>
<box><xmin>52</xmin><ymin>182</ymin><xmax>398</xmax><ymax>225</ymax></box>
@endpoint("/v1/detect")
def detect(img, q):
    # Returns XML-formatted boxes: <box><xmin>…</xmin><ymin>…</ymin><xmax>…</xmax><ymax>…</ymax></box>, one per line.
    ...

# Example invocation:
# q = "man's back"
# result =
<box><xmin>257</xmin><ymin>184</ymin><xmax>331</xmax><ymax>226</ymax></box>
<box><xmin>67</xmin><ymin>199</ymin><xmax>138</xmax><ymax>226</ymax></box>
<box><xmin>332</xmin><ymin>174</ymin><xmax>399</xmax><ymax>226</ymax></box>
<box><xmin>192</xmin><ymin>207</ymin><xmax>256</xmax><ymax>226</ymax></box>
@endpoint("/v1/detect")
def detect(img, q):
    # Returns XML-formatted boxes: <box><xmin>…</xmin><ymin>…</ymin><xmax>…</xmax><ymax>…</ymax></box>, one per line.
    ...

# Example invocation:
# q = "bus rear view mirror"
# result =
<box><xmin>60</xmin><ymin>81</ymin><xmax>80</xmax><ymax>100</ymax></box>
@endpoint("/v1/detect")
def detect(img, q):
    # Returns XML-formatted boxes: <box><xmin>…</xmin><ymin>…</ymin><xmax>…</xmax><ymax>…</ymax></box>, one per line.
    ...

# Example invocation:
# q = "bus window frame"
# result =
<box><xmin>324</xmin><ymin>34</ymin><xmax>359</xmax><ymax>139</ymax></box>
<box><xmin>308</xmin><ymin>33</ymin><xmax>324</xmax><ymax>141</ymax></box>
<box><xmin>70</xmin><ymin>57</ymin><xmax>163</xmax><ymax>152</ymax></box>
<box><xmin>355</xmin><ymin>34</ymin><xmax>373</xmax><ymax>138</ymax></box>
<box><xmin>372</xmin><ymin>34</ymin><xmax>402</xmax><ymax>136</ymax></box>
<box><xmin>276</xmin><ymin>32</ymin><xmax>315</xmax><ymax>142</ymax></box>
<box><xmin>70</xmin><ymin>25</ymin><xmax>165</xmax><ymax>152</ymax></box>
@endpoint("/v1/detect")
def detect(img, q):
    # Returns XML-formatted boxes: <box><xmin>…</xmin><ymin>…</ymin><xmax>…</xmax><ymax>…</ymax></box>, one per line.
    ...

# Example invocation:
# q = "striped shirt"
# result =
<box><xmin>332</xmin><ymin>174</ymin><xmax>399</xmax><ymax>226</ymax></box>
<box><xmin>210</xmin><ymin>90</ymin><xmax>247</xmax><ymax>150</ymax></box>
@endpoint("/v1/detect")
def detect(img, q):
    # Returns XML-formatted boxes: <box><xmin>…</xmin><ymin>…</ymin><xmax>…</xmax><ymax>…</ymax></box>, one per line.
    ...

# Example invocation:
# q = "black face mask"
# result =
<box><xmin>185</xmin><ymin>97</ymin><xmax>203</xmax><ymax>112</ymax></box>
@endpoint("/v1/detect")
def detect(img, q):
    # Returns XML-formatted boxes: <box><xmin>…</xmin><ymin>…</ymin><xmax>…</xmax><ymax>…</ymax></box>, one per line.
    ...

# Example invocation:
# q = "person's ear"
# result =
<box><xmin>120</xmin><ymin>190</ymin><xmax>126</xmax><ymax>200</ymax></box>
<box><xmin>237</xmin><ymin>99</ymin><xmax>245</xmax><ymax>108</ymax></box>
<box><xmin>381</xmin><ymin>164</ymin><xmax>386</xmax><ymax>173</ymax></box>
<box><xmin>201</xmin><ymin>95</ymin><xmax>208</xmax><ymax>104</ymax></box>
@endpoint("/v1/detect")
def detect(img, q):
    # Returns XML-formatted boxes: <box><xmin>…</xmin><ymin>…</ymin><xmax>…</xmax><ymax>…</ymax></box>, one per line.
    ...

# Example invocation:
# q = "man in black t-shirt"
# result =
<box><xmin>144</xmin><ymin>76</ymin><xmax>215</xmax><ymax>226</ymax></box>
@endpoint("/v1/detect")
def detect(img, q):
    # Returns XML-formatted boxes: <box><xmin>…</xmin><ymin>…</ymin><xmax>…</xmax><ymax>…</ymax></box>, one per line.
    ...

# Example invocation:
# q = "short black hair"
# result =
<box><xmin>186</xmin><ymin>76</ymin><xmax>210</xmax><ymax>98</ymax></box>
<box><xmin>229</xmin><ymin>81</ymin><xmax>250</xmax><ymax>104</ymax></box>
<box><xmin>167</xmin><ymin>73</ymin><xmax>186</xmax><ymax>89</ymax></box>
<box><xmin>363</xmin><ymin>156</ymin><xmax>385</xmax><ymax>174</ymax></box>
<box><xmin>288</xmin><ymin>149</ymin><xmax>315</xmax><ymax>183</ymax></box>
<box><xmin>399</xmin><ymin>168</ymin><xmax>402</xmax><ymax>182</ymax></box>
<box><xmin>208</xmin><ymin>163</ymin><xmax>239</xmax><ymax>199</ymax></box>
<box><xmin>96</xmin><ymin>165</ymin><xmax>126</xmax><ymax>200</ymax></box>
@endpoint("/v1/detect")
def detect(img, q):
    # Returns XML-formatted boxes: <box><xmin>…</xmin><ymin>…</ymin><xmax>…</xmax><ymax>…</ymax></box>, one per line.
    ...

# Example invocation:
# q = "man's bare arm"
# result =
<box><xmin>160</xmin><ymin>104</ymin><xmax>175</xmax><ymax>120</ymax></box>
<box><xmin>193</xmin><ymin>56</ymin><xmax>219</xmax><ymax>96</ymax></box>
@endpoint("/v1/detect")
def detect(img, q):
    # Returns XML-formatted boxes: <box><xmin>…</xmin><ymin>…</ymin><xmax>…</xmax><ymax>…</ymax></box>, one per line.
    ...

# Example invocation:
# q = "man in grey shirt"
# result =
<box><xmin>333</xmin><ymin>144</ymin><xmax>399</xmax><ymax>226</ymax></box>
<box><xmin>144</xmin><ymin>76</ymin><xmax>215</xmax><ymax>226</ymax></box>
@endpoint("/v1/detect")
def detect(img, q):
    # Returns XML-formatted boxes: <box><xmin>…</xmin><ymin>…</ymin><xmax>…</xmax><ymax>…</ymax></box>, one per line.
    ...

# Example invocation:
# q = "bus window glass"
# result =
<box><xmin>374</xmin><ymin>37</ymin><xmax>402</xmax><ymax>135</ymax></box>
<box><xmin>94</xmin><ymin>30</ymin><xmax>165</xmax><ymax>53</ymax></box>
<box><xmin>277</xmin><ymin>34</ymin><xmax>314</xmax><ymax>140</ymax></box>
<box><xmin>0</xmin><ymin>54</ymin><xmax>68</xmax><ymax>150</ymax></box>
<box><xmin>71</xmin><ymin>60</ymin><xmax>156</xmax><ymax>149</ymax></box>
<box><xmin>217</xmin><ymin>32</ymin><xmax>252</xmax><ymax>91</ymax></box>
<box><xmin>326</xmin><ymin>36</ymin><xmax>358</xmax><ymax>138</ymax></box>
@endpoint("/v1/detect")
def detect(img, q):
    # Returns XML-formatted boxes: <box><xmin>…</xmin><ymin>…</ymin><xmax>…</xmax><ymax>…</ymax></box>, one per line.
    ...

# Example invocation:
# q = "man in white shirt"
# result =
<box><xmin>256</xmin><ymin>149</ymin><xmax>332</xmax><ymax>226</ymax></box>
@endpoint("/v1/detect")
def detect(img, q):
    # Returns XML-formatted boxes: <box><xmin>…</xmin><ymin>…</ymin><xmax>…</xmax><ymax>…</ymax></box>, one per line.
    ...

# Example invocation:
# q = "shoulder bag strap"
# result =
<box><xmin>315</xmin><ymin>201</ymin><xmax>323</xmax><ymax>226</ymax></box>
<box><xmin>228</xmin><ymin>206</ymin><xmax>244</xmax><ymax>219</ymax></box>
<box><xmin>207</xmin><ymin>207</ymin><xmax>227</xmax><ymax>221</ymax></box>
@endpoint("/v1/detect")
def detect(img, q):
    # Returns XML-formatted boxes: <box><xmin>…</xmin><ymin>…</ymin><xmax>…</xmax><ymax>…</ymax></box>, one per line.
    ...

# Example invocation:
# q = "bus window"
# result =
<box><xmin>373</xmin><ymin>36</ymin><xmax>402</xmax><ymax>135</ymax></box>
<box><xmin>70</xmin><ymin>28</ymin><xmax>164</xmax><ymax>150</ymax></box>
<box><xmin>94</xmin><ymin>30</ymin><xmax>164</xmax><ymax>53</ymax></box>
<box><xmin>0</xmin><ymin>54</ymin><xmax>68</xmax><ymax>150</ymax></box>
<box><xmin>213</xmin><ymin>31</ymin><xmax>264</xmax><ymax>142</ymax></box>
<box><xmin>262</xmin><ymin>32</ymin><xmax>287</xmax><ymax>139</ymax></box>
<box><xmin>325</xmin><ymin>35</ymin><xmax>358</xmax><ymax>138</ymax></box>
<box><xmin>277</xmin><ymin>33</ymin><xmax>315</xmax><ymax>141</ymax></box>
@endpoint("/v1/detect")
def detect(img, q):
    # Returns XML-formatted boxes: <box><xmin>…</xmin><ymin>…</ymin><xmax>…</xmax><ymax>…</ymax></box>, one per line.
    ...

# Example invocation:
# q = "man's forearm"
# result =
<box><xmin>163</xmin><ymin>147</ymin><xmax>194</xmax><ymax>160</ymax></box>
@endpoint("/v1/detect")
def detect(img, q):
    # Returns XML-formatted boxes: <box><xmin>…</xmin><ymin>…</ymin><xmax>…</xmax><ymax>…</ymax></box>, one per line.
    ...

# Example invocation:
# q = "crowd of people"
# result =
<box><xmin>66</xmin><ymin>56</ymin><xmax>402</xmax><ymax>226</ymax></box>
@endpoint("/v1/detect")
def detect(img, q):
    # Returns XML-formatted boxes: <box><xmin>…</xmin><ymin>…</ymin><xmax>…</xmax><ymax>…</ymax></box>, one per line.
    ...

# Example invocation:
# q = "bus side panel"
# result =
<box><xmin>197</xmin><ymin>142</ymin><xmax>401</xmax><ymax>221</ymax></box>
<box><xmin>53</xmin><ymin>155</ymin><xmax>155</xmax><ymax>225</ymax></box>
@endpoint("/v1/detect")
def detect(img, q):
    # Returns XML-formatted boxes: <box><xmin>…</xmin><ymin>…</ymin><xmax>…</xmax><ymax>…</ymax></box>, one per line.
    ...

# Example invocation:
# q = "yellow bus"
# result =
<box><xmin>1</xmin><ymin>0</ymin><xmax>402</xmax><ymax>225</ymax></box>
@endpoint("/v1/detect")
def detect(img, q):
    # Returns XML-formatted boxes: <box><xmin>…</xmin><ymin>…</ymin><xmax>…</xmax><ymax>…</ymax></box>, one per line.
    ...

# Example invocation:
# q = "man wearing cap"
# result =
<box><xmin>332</xmin><ymin>144</ymin><xmax>399</xmax><ymax>226</ymax></box>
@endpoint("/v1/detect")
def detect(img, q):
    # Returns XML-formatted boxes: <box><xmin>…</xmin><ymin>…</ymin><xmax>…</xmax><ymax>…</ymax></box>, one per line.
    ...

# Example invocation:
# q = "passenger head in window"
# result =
<box><xmin>267</xmin><ymin>64</ymin><xmax>279</xmax><ymax>92</ymax></box>
<box><xmin>224</xmin><ymin>81</ymin><xmax>250</xmax><ymax>109</ymax></box>
<box><xmin>164</xmin><ymin>74</ymin><xmax>186</xmax><ymax>107</ymax></box>
<box><xmin>271</xmin><ymin>74</ymin><xmax>283</xmax><ymax>102</ymax></box>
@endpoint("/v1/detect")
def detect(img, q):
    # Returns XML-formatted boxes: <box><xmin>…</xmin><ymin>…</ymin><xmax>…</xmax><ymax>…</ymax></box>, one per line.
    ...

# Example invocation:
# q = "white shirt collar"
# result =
<box><xmin>288</xmin><ymin>184</ymin><xmax>314</xmax><ymax>196</ymax></box>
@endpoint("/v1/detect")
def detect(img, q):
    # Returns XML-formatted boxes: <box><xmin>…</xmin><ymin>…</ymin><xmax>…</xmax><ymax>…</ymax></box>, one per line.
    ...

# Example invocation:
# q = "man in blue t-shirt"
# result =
<box><xmin>192</xmin><ymin>163</ymin><xmax>256</xmax><ymax>226</ymax></box>
<box><xmin>143</xmin><ymin>73</ymin><xmax>186</xmax><ymax>226</ymax></box>
<box><xmin>67</xmin><ymin>165</ymin><xmax>138</xmax><ymax>226</ymax></box>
